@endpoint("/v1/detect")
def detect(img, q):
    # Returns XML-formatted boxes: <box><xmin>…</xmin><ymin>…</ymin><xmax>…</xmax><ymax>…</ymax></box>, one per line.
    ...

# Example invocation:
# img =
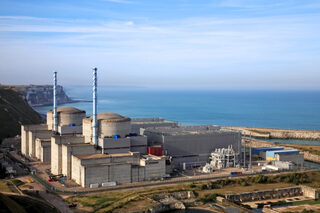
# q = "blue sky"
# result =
<box><xmin>0</xmin><ymin>0</ymin><xmax>320</xmax><ymax>90</ymax></box>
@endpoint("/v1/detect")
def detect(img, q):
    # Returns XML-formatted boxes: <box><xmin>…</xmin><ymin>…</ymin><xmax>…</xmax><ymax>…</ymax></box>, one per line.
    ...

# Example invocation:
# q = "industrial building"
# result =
<box><xmin>20</xmin><ymin>69</ymin><xmax>242</xmax><ymax>188</ymax></box>
<box><xmin>251</xmin><ymin>147</ymin><xmax>284</xmax><ymax>159</ymax></box>
<box><xmin>266</xmin><ymin>149</ymin><xmax>304</xmax><ymax>167</ymax></box>
<box><xmin>143</xmin><ymin>125</ymin><xmax>241</xmax><ymax>169</ymax></box>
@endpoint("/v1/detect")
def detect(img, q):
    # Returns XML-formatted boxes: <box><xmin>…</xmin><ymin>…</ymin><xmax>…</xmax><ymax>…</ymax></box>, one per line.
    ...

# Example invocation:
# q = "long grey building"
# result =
<box><xmin>143</xmin><ymin>125</ymin><xmax>241</xmax><ymax>168</ymax></box>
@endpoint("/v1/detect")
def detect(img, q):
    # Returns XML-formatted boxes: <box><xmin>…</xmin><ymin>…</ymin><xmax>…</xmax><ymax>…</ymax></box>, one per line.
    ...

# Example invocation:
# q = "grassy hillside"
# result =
<box><xmin>0</xmin><ymin>87</ymin><xmax>43</xmax><ymax>143</ymax></box>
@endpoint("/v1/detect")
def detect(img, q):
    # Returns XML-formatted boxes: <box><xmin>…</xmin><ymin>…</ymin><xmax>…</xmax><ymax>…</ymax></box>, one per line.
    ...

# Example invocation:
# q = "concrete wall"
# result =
<box><xmin>301</xmin><ymin>185</ymin><xmax>319</xmax><ymax>199</ymax></box>
<box><xmin>71</xmin><ymin>153</ymin><xmax>143</xmax><ymax>187</ymax></box>
<box><xmin>28</xmin><ymin>130</ymin><xmax>52</xmax><ymax>158</ymax></box>
<box><xmin>131</xmin><ymin>135</ymin><xmax>148</xmax><ymax>146</ymax></box>
<box><xmin>226</xmin><ymin>186</ymin><xmax>319</xmax><ymax>202</ymax></box>
<box><xmin>21</xmin><ymin>124</ymin><xmax>48</xmax><ymax>156</ymax></box>
<box><xmin>141</xmin><ymin>157</ymin><xmax>166</xmax><ymax>180</ymax></box>
<box><xmin>81</xmin><ymin>163</ymin><xmax>132</xmax><ymax>187</ymax></box>
<box><xmin>35</xmin><ymin>138</ymin><xmax>41</xmax><ymax>160</ymax></box>
<box><xmin>82</xmin><ymin>118</ymin><xmax>92</xmax><ymax>142</ymax></box>
<box><xmin>21</xmin><ymin>126</ymin><xmax>28</xmax><ymax>156</ymax></box>
<box><xmin>71</xmin><ymin>155</ymin><xmax>82</xmax><ymax>185</ymax></box>
<box><xmin>51</xmin><ymin>135</ymin><xmax>85</xmax><ymax>175</ymax></box>
<box><xmin>58</xmin><ymin>125</ymin><xmax>82</xmax><ymax>135</ymax></box>
<box><xmin>145</xmin><ymin>131</ymin><xmax>240</xmax><ymax>167</ymax></box>
<box><xmin>61</xmin><ymin>144</ymin><xmax>97</xmax><ymax>179</ymax></box>
<box><xmin>99</xmin><ymin>138</ymin><xmax>130</xmax><ymax>154</ymax></box>
<box><xmin>130</xmin><ymin>136</ymin><xmax>147</xmax><ymax>154</ymax></box>
<box><xmin>131</xmin><ymin>166</ymin><xmax>145</xmax><ymax>182</ymax></box>
<box><xmin>41</xmin><ymin>143</ymin><xmax>51</xmax><ymax>163</ymax></box>
<box><xmin>226</xmin><ymin>187</ymin><xmax>303</xmax><ymax>202</ymax></box>
<box><xmin>276</xmin><ymin>153</ymin><xmax>304</xmax><ymax>167</ymax></box>
<box><xmin>131</xmin><ymin>121</ymin><xmax>178</xmax><ymax>135</ymax></box>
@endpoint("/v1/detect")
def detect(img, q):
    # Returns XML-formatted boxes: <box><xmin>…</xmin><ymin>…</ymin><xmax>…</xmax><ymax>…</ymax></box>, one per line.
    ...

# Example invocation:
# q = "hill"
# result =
<box><xmin>0</xmin><ymin>87</ymin><xmax>43</xmax><ymax>143</ymax></box>
<box><xmin>1</xmin><ymin>84</ymin><xmax>73</xmax><ymax>106</ymax></box>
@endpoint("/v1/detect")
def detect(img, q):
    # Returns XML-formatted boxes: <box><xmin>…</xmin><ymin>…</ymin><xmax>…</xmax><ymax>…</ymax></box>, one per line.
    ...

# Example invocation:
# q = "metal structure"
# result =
<box><xmin>209</xmin><ymin>145</ymin><xmax>236</xmax><ymax>169</ymax></box>
<box><xmin>53</xmin><ymin>71</ymin><xmax>58</xmax><ymax>133</ymax></box>
<box><xmin>92</xmin><ymin>67</ymin><xmax>98</xmax><ymax>147</ymax></box>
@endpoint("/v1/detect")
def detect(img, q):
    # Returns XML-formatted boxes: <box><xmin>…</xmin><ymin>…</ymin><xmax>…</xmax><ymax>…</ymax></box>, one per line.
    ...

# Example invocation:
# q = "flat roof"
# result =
<box><xmin>84</xmin><ymin>162</ymin><xmax>132</xmax><ymax>167</ymax></box>
<box><xmin>131</xmin><ymin>118</ymin><xmax>177</xmax><ymax>124</ymax></box>
<box><xmin>75</xmin><ymin>152</ymin><xmax>133</xmax><ymax>160</ymax></box>
<box><xmin>64</xmin><ymin>143</ymin><xmax>92</xmax><ymax>147</ymax></box>
<box><xmin>37</xmin><ymin>138</ymin><xmax>51</xmax><ymax>142</ymax></box>
<box><xmin>143</xmin><ymin>125</ymin><xmax>239</xmax><ymax>136</ymax></box>
<box><xmin>141</xmin><ymin>154</ymin><xmax>163</xmax><ymax>160</ymax></box>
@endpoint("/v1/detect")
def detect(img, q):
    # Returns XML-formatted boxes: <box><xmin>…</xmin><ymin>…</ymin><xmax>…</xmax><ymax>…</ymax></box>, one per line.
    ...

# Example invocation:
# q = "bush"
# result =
<box><xmin>11</xmin><ymin>179</ymin><xmax>23</xmax><ymax>186</ymax></box>
<box><xmin>254</xmin><ymin>175</ymin><xmax>268</xmax><ymax>184</ymax></box>
<box><xmin>189</xmin><ymin>183</ymin><xmax>196</xmax><ymax>188</ymax></box>
<box><xmin>201</xmin><ymin>193</ymin><xmax>217</xmax><ymax>203</ymax></box>
<box><xmin>302</xmin><ymin>209</ymin><xmax>314</xmax><ymax>213</ymax></box>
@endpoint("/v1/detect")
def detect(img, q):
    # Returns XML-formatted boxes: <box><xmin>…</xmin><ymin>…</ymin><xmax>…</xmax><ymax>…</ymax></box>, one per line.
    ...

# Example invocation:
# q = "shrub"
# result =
<box><xmin>189</xmin><ymin>183</ymin><xmax>196</xmax><ymax>188</ymax></box>
<box><xmin>11</xmin><ymin>179</ymin><xmax>23</xmax><ymax>186</ymax></box>
<box><xmin>201</xmin><ymin>193</ymin><xmax>217</xmax><ymax>203</ymax></box>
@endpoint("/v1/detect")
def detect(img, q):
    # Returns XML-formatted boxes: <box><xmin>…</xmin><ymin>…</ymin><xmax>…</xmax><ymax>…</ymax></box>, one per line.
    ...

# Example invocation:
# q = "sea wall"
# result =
<box><xmin>224</xmin><ymin>126</ymin><xmax>320</xmax><ymax>140</ymax></box>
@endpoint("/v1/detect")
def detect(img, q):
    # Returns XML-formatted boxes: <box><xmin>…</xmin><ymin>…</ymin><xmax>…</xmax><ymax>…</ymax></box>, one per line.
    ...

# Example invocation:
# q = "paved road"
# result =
<box><xmin>39</xmin><ymin>190</ymin><xmax>73</xmax><ymax>213</ymax></box>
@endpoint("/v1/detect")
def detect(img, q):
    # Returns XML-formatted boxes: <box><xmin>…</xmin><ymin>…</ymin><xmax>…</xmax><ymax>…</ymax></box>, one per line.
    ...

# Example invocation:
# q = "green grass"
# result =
<box><xmin>293</xmin><ymin>199</ymin><xmax>320</xmax><ymax>205</ymax></box>
<box><xmin>0</xmin><ymin>180</ymin><xmax>12</xmax><ymax>192</ymax></box>
<box><xmin>11</xmin><ymin>179</ymin><xmax>24</xmax><ymax>187</ymax></box>
<box><xmin>65</xmin><ymin>171</ymin><xmax>320</xmax><ymax>212</ymax></box>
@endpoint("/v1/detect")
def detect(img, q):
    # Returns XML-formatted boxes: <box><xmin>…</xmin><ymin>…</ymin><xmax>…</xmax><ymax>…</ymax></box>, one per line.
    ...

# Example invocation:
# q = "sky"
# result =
<box><xmin>0</xmin><ymin>0</ymin><xmax>320</xmax><ymax>90</ymax></box>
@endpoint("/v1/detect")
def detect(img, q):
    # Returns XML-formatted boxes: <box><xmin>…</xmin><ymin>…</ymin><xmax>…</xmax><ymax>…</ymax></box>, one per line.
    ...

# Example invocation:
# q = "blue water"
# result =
<box><xmin>34</xmin><ymin>86</ymin><xmax>320</xmax><ymax>130</ymax></box>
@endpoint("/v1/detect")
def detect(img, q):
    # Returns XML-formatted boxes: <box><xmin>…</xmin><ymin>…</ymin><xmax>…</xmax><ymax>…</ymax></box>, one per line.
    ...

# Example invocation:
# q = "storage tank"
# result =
<box><xmin>47</xmin><ymin>106</ymin><xmax>86</xmax><ymax>130</ymax></box>
<box><xmin>82</xmin><ymin>112</ymin><xmax>131</xmax><ymax>140</ymax></box>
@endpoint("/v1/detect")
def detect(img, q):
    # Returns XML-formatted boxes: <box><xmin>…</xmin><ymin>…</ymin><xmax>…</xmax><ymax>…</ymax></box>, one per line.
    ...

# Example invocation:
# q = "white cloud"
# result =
<box><xmin>0</xmin><ymin>12</ymin><xmax>319</xmax><ymax>88</ymax></box>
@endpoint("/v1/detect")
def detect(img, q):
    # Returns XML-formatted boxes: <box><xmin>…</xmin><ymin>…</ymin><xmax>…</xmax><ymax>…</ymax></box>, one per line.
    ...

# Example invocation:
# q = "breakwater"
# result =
<box><xmin>224</xmin><ymin>126</ymin><xmax>320</xmax><ymax>140</ymax></box>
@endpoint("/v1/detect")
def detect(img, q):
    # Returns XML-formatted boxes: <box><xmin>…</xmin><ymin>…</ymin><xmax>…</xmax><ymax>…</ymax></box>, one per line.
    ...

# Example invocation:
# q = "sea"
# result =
<box><xmin>34</xmin><ymin>86</ymin><xmax>320</xmax><ymax>130</ymax></box>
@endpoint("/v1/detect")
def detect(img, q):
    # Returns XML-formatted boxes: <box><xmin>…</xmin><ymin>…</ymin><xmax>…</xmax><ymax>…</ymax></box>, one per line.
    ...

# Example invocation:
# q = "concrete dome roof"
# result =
<box><xmin>56</xmin><ymin>106</ymin><xmax>85</xmax><ymax>114</ymax></box>
<box><xmin>91</xmin><ymin>112</ymin><xmax>131</xmax><ymax>122</ymax></box>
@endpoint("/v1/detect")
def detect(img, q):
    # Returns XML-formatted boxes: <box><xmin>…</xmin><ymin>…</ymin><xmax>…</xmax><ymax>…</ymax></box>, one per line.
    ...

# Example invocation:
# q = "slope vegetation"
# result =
<box><xmin>0</xmin><ymin>87</ymin><xmax>43</xmax><ymax>143</ymax></box>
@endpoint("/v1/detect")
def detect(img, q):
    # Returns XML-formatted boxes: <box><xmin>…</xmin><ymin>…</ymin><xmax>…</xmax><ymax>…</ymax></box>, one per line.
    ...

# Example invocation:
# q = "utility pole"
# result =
<box><xmin>249</xmin><ymin>133</ymin><xmax>252</xmax><ymax>170</ymax></box>
<box><xmin>243</xmin><ymin>136</ymin><xmax>246</xmax><ymax>168</ymax></box>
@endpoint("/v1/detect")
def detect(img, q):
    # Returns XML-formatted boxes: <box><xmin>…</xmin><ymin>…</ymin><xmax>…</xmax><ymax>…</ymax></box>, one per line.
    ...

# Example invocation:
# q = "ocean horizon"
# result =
<box><xmin>34</xmin><ymin>86</ymin><xmax>320</xmax><ymax>130</ymax></box>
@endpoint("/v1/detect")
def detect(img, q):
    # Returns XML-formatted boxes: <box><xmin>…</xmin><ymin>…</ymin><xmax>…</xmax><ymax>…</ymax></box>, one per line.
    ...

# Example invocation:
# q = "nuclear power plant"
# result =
<box><xmin>20</xmin><ymin>68</ymin><xmax>241</xmax><ymax>188</ymax></box>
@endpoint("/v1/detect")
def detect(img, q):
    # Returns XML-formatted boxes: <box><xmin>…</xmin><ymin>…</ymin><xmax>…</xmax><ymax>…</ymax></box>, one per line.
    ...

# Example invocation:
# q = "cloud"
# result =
<box><xmin>0</xmin><ymin>2</ymin><xmax>320</xmax><ymax>89</ymax></box>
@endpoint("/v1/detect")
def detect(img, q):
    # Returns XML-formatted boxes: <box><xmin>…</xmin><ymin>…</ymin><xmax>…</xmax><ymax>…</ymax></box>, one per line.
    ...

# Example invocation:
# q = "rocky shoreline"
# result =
<box><xmin>223</xmin><ymin>126</ymin><xmax>320</xmax><ymax>140</ymax></box>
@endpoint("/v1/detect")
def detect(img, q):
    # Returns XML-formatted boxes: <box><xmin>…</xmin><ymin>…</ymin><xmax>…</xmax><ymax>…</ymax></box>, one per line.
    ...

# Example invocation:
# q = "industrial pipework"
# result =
<box><xmin>92</xmin><ymin>67</ymin><xmax>98</xmax><ymax>146</ymax></box>
<box><xmin>53</xmin><ymin>71</ymin><xmax>58</xmax><ymax>133</ymax></box>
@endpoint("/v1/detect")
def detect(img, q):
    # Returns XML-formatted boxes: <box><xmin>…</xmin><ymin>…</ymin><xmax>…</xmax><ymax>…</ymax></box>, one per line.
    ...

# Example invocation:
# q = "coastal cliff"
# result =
<box><xmin>0</xmin><ymin>87</ymin><xmax>43</xmax><ymax>143</ymax></box>
<box><xmin>1</xmin><ymin>85</ymin><xmax>73</xmax><ymax>107</ymax></box>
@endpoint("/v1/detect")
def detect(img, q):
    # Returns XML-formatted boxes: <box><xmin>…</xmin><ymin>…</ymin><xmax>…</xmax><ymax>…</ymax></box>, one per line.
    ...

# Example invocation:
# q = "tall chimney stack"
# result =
<box><xmin>53</xmin><ymin>71</ymin><xmax>58</xmax><ymax>133</ymax></box>
<box><xmin>92</xmin><ymin>67</ymin><xmax>98</xmax><ymax>146</ymax></box>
